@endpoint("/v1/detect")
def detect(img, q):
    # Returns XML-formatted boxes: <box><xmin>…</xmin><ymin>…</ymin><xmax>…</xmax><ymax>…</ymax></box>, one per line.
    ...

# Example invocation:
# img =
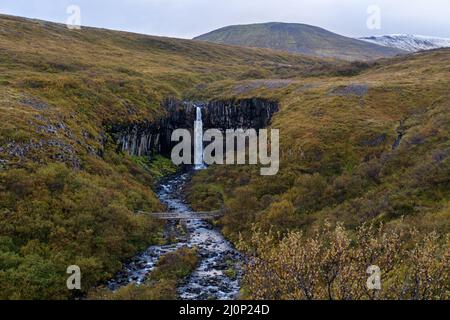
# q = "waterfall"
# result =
<box><xmin>194</xmin><ymin>106</ymin><xmax>204</xmax><ymax>170</ymax></box>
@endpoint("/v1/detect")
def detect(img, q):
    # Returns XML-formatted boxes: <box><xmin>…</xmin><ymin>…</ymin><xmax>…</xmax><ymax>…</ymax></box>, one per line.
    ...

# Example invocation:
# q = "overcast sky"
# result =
<box><xmin>0</xmin><ymin>0</ymin><xmax>449</xmax><ymax>39</ymax></box>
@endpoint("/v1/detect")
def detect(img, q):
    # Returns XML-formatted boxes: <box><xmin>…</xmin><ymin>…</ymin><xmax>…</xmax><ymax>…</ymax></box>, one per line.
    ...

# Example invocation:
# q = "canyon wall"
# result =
<box><xmin>108</xmin><ymin>98</ymin><xmax>279</xmax><ymax>158</ymax></box>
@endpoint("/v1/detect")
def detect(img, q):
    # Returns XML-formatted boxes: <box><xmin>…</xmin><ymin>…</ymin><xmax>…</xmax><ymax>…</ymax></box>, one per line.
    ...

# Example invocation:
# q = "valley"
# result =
<box><xmin>106</xmin><ymin>170</ymin><xmax>242</xmax><ymax>300</ymax></box>
<box><xmin>0</xmin><ymin>14</ymin><xmax>448</xmax><ymax>300</ymax></box>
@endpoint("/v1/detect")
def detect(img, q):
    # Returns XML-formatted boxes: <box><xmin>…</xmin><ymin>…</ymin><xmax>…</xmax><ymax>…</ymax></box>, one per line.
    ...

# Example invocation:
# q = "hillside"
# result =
<box><xmin>0</xmin><ymin>14</ymin><xmax>449</xmax><ymax>300</ymax></box>
<box><xmin>188</xmin><ymin>47</ymin><xmax>450</xmax><ymax>238</ymax></box>
<box><xmin>0</xmin><ymin>14</ymin><xmax>340</xmax><ymax>299</ymax></box>
<box><xmin>0</xmin><ymin>14</ymin><xmax>340</xmax><ymax>169</ymax></box>
<box><xmin>360</xmin><ymin>34</ymin><xmax>450</xmax><ymax>52</ymax></box>
<box><xmin>194</xmin><ymin>22</ymin><xmax>405</xmax><ymax>61</ymax></box>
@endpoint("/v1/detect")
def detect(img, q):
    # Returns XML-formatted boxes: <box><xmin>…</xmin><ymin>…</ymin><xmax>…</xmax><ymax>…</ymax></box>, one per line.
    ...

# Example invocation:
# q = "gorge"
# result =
<box><xmin>108</xmin><ymin>98</ymin><xmax>279</xmax><ymax>161</ymax></box>
<box><xmin>105</xmin><ymin>97</ymin><xmax>279</xmax><ymax>299</ymax></box>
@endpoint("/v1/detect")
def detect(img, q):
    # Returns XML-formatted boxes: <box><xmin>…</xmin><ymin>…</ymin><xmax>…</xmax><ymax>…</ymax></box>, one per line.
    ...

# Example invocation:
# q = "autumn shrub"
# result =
<box><xmin>150</xmin><ymin>247</ymin><xmax>199</xmax><ymax>281</ymax></box>
<box><xmin>239</xmin><ymin>223</ymin><xmax>449</xmax><ymax>300</ymax></box>
<box><xmin>0</xmin><ymin>162</ymin><xmax>164</xmax><ymax>299</ymax></box>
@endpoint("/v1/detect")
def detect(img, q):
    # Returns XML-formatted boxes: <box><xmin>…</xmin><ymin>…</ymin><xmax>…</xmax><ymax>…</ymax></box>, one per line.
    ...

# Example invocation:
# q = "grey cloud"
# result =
<box><xmin>0</xmin><ymin>0</ymin><xmax>449</xmax><ymax>38</ymax></box>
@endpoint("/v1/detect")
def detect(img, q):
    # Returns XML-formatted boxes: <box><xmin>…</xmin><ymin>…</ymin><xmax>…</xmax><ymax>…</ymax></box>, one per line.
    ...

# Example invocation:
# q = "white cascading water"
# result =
<box><xmin>194</xmin><ymin>106</ymin><xmax>204</xmax><ymax>170</ymax></box>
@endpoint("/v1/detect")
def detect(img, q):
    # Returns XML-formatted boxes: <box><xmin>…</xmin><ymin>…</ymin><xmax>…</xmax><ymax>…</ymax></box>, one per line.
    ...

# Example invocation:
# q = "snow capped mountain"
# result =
<box><xmin>359</xmin><ymin>34</ymin><xmax>450</xmax><ymax>52</ymax></box>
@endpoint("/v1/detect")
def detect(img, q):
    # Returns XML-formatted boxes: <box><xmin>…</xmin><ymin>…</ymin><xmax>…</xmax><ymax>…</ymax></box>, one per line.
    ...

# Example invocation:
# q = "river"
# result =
<box><xmin>106</xmin><ymin>170</ymin><xmax>242</xmax><ymax>300</ymax></box>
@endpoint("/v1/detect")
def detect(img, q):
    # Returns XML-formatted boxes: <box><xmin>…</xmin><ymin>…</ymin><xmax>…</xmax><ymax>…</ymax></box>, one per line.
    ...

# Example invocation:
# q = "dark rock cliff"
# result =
<box><xmin>108</xmin><ymin>98</ymin><xmax>279</xmax><ymax>158</ymax></box>
<box><xmin>203</xmin><ymin>98</ymin><xmax>279</xmax><ymax>130</ymax></box>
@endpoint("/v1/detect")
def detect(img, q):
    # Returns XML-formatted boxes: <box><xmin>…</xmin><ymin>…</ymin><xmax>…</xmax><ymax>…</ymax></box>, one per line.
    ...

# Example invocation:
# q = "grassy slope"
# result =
<box><xmin>194</xmin><ymin>22</ymin><xmax>405</xmax><ymax>61</ymax></box>
<box><xmin>0</xmin><ymin>15</ymin><xmax>340</xmax><ymax>163</ymax></box>
<box><xmin>187</xmin><ymin>49</ymin><xmax>450</xmax><ymax>242</ymax></box>
<box><xmin>0</xmin><ymin>15</ymin><xmax>337</xmax><ymax>299</ymax></box>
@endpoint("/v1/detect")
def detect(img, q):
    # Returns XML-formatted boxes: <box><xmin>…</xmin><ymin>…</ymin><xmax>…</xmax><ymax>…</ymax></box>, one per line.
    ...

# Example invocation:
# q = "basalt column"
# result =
<box><xmin>108</xmin><ymin>98</ymin><xmax>279</xmax><ymax>160</ymax></box>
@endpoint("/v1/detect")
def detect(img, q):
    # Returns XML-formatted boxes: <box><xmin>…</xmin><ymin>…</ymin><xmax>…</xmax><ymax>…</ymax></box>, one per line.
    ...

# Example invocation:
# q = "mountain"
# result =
<box><xmin>194</xmin><ymin>22</ymin><xmax>405</xmax><ymax>61</ymax></box>
<box><xmin>359</xmin><ymin>34</ymin><xmax>450</xmax><ymax>52</ymax></box>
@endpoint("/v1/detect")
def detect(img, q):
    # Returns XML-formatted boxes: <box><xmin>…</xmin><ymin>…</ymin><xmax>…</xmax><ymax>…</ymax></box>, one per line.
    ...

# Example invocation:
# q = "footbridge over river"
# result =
<box><xmin>137</xmin><ymin>209</ymin><xmax>225</xmax><ymax>221</ymax></box>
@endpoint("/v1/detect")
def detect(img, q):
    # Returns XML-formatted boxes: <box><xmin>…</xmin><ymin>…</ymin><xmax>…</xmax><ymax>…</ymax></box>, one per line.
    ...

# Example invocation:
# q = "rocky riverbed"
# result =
<box><xmin>107</xmin><ymin>171</ymin><xmax>243</xmax><ymax>300</ymax></box>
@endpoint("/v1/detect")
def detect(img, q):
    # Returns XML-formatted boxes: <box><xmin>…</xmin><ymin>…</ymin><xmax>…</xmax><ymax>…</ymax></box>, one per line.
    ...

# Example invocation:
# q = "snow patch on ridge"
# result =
<box><xmin>359</xmin><ymin>34</ymin><xmax>450</xmax><ymax>52</ymax></box>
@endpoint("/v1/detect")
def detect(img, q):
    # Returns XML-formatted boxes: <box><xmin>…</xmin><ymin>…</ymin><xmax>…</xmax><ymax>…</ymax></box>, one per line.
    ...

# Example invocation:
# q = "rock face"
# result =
<box><xmin>108</xmin><ymin>98</ymin><xmax>279</xmax><ymax>159</ymax></box>
<box><xmin>108</xmin><ymin>99</ymin><xmax>196</xmax><ymax>157</ymax></box>
<box><xmin>203</xmin><ymin>98</ymin><xmax>279</xmax><ymax>130</ymax></box>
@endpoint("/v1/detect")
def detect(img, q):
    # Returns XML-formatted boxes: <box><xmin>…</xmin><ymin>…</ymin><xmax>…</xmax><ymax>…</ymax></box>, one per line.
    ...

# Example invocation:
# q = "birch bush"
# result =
<box><xmin>239</xmin><ymin>223</ymin><xmax>449</xmax><ymax>300</ymax></box>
